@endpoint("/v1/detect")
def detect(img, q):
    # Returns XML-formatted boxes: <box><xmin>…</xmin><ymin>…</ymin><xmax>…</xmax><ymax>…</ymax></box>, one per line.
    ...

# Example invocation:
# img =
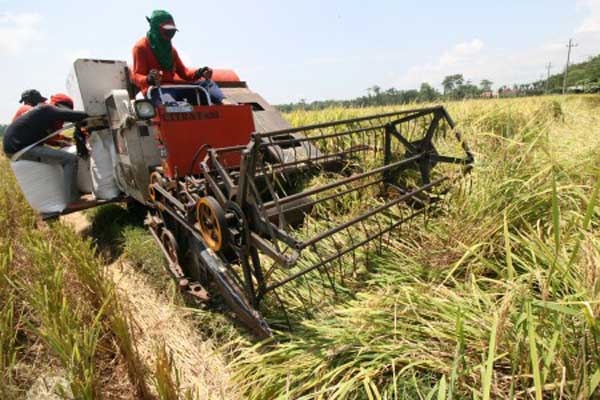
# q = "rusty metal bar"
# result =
<box><xmin>257</xmin><ymin>124</ymin><xmax>385</xmax><ymax>148</ymax></box>
<box><xmin>250</xmin><ymin>232</ymin><xmax>297</xmax><ymax>267</ymax></box>
<box><xmin>254</xmin><ymin>107</ymin><xmax>443</xmax><ymax>138</ymax></box>
<box><xmin>266</xmin><ymin>178</ymin><xmax>384</xmax><ymax>217</ymax></box>
<box><xmin>298</xmin><ymin>176</ymin><xmax>447</xmax><ymax>250</ymax></box>
<box><xmin>153</xmin><ymin>184</ymin><xmax>186</xmax><ymax>212</ymax></box>
<box><xmin>209</xmin><ymin>150</ymin><xmax>236</xmax><ymax>195</ymax></box>
<box><xmin>262</xmin><ymin>153</ymin><xmax>424</xmax><ymax>209</ymax></box>
<box><xmin>212</xmin><ymin>144</ymin><xmax>247</xmax><ymax>154</ymax></box>
<box><xmin>264</xmin><ymin>206</ymin><xmax>430</xmax><ymax>293</ymax></box>
<box><xmin>263</xmin><ymin>145</ymin><xmax>371</xmax><ymax>171</ymax></box>
<box><xmin>200</xmin><ymin>162</ymin><xmax>228</xmax><ymax>206</ymax></box>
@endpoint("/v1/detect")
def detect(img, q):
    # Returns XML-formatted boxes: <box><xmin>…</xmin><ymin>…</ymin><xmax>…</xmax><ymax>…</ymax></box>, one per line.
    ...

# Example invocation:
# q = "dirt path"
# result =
<box><xmin>62</xmin><ymin>213</ymin><xmax>234</xmax><ymax>399</ymax></box>
<box><xmin>62</xmin><ymin>211</ymin><xmax>90</xmax><ymax>235</ymax></box>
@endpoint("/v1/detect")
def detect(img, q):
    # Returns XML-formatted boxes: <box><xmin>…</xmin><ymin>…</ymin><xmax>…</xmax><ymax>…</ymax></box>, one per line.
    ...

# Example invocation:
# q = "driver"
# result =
<box><xmin>3</xmin><ymin>94</ymin><xmax>89</xmax><ymax>205</ymax></box>
<box><xmin>131</xmin><ymin>10</ymin><xmax>224</xmax><ymax>103</ymax></box>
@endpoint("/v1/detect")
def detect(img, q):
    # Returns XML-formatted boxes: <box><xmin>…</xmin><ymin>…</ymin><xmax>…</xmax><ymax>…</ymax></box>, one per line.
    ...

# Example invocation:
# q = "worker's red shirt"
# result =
<box><xmin>12</xmin><ymin>105</ymin><xmax>32</xmax><ymax>122</ymax></box>
<box><xmin>12</xmin><ymin>104</ymin><xmax>69</xmax><ymax>147</ymax></box>
<box><xmin>131</xmin><ymin>37</ymin><xmax>197</xmax><ymax>93</ymax></box>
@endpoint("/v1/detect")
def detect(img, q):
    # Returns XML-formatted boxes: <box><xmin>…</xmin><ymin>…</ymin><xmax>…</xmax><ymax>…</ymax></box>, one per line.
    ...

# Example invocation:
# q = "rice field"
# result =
<box><xmin>230</xmin><ymin>95</ymin><xmax>600</xmax><ymax>399</ymax></box>
<box><xmin>0</xmin><ymin>94</ymin><xmax>599</xmax><ymax>399</ymax></box>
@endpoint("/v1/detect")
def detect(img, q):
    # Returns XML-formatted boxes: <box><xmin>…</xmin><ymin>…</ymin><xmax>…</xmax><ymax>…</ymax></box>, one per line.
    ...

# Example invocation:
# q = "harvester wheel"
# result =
<box><xmin>148</xmin><ymin>171</ymin><xmax>164</xmax><ymax>203</ymax></box>
<box><xmin>161</xmin><ymin>228</ymin><xmax>179</xmax><ymax>265</ymax></box>
<box><xmin>196</xmin><ymin>196</ymin><xmax>227</xmax><ymax>252</ymax></box>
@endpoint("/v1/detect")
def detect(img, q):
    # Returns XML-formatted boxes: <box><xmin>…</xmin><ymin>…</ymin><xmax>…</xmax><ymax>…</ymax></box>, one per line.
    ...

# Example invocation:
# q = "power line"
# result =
<box><xmin>562</xmin><ymin>39</ymin><xmax>578</xmax><ymax>94</ymax></box>
<box><xmin>545</xmin><ymin>62</ymin><xmax>552</xmax><ymax>94</ymax></box>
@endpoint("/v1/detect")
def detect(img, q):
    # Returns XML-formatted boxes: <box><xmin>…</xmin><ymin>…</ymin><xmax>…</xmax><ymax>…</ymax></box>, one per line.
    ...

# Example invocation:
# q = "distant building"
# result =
<box><xmin>498</xmin><ymin>88</ymin><xmax>519</xmax><ymax>98</ymax></box>
<box><xmin>566</xmin><ymin>85</ymin><xmax>585</xmax><ymax>94</ymax></box>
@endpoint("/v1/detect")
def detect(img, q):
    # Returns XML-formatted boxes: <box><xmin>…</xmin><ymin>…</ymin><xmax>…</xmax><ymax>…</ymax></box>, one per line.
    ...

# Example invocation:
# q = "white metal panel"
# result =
<box><xmin>11</xmin><ymin>160</ymin><xmax>67</xmax><ymax>213</ymax></box>
<box><xmin>105</xmin><ymin>89</ymin><xmax>133</xmax><ymax>130</ymax></box>
<box><xmin>66</xmin><ymin>59</ymin><xmax>128</xmax><ymax>116</ymax></box>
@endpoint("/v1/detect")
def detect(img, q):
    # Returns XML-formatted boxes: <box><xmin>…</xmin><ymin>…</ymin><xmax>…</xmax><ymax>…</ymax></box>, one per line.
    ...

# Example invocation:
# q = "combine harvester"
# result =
<box><xmin>12</xmin><ymin>59</ymin><xmax>474</xmax><ymax>338</ymax></box>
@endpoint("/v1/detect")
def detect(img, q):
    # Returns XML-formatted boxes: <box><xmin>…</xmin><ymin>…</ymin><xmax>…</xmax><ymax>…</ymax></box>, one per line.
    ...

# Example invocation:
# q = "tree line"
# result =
<box><xmin>277</xmin><ymin>53</ymin><xmax>600</xmax><ymax>112</ymax></box>
<box><xmin>542</xmin><ymin>54</ymin><xmax>600</xmax><ymax>93</ymax></box>
<box><xmin>276</xmin><ymin>76</ymin><xmax>495</xmax><ymax>112</ymax></box>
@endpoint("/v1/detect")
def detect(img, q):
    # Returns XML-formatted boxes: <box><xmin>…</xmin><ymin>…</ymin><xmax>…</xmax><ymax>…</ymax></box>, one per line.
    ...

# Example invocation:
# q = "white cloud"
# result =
<box><xmin>0</xmin><ymin>13</ymin><xmax>42</xmax><ymax>55</ymax></box>
<box><xmin>395</xmin><ymin>39</ymin><xmax>486</xmax><ymax>88</ymax></box>
<box><xmin>576</xmin><ymin>0</ymin><xmax>600</xmax><ymax>33</ymax></box>
<box><xmin>393</xmin><ymin>0</ymin><xmax>600</xmax><ymax>92</ymax></box>
<box><xmin>439</xmin><ymin>39</ymin><xmax>484</xmax><ymax>67</ymax></box>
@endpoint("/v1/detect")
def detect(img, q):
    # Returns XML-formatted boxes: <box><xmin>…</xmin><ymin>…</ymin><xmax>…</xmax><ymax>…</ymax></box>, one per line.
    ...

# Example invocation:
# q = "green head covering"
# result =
<box><xmin>146</xmin><ymin>10</ymin><xmax>176</xmax><ymax>71</ymax></box>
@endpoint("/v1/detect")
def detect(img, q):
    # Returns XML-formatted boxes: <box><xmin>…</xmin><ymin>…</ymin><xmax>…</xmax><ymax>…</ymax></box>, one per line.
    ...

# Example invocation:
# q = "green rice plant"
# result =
<box><xmin>122</xmin><ymin>226</ymin><xmax>166</xmax><ymax>279</ymax></box>
<box><xmin>0</xmin><ymin>155</ymin><xmax>156</xmax><ymax>398</ymax></box>
<box><xmin>4</xmin><ymin>94</ymin><xmax>600</xmax><ymax>399</ymax></box>
<box><xmin>231</xmin><ymin>95</ymin><xmax>600</xmax><ymax>399</ymax></box>
<box><xmin>152</xmin><ymin>343</ymin><xmax>181</xmax><ymax>400</ymax></box>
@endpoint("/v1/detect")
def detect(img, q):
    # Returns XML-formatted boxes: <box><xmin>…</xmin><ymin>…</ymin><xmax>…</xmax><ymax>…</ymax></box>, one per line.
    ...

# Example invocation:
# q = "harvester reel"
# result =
<box><xmin>196</xmin><ymin>196</ymin><xmax>227</xmax><ymax>252</ymax></box>
<box><xmin>144</xmin><ymin>106</ymin><xmax>473</xmax><ymax>338</ymax></box>
<box><xmin>405</xmin><ymin>139</ymin><xmax>439</xmax><ymax>185</ymax></box>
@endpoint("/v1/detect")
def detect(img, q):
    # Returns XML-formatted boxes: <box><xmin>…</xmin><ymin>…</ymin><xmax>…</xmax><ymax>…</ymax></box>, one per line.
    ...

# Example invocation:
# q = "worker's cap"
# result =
<box><xmin>19</xmin><ymin>89</ymin><xmax>47</xmax><ymax>104</ymax></box>
<box><xmin>147</xmin><ymin>10</ymin><xmax>178</xmax><ymax>30</ymax></box>
<box><xmin>50</xmin><ymin>93</ymin><xmax>74</xmax><ymax>109</ymax></box>
<box><xmin>161</xmin><ymin>22</ymin><xmax>178</xmax><ymax>31</ymax></box>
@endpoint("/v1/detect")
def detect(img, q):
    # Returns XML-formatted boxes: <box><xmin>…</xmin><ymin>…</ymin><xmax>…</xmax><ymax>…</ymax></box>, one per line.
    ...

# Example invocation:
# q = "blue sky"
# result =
<box><xmin>0</xmin><ymin>0</ymin><xmax>599</xmax><ymax>122</ymax></box>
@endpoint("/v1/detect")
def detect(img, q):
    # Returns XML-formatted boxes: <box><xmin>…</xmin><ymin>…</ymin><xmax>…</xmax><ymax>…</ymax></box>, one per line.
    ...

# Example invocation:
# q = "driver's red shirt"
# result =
<box><xmin>131</xmin><ymin>37</ymin><xmax>197</xmax><ymax>94</ymax></box>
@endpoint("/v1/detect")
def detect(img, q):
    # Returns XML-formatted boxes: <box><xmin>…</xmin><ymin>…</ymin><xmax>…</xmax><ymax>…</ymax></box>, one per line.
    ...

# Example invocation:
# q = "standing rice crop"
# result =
<box><xmin>232</xmin><ymin>95</ymin><xmax>600</xmax><ymax>399</ymax></box>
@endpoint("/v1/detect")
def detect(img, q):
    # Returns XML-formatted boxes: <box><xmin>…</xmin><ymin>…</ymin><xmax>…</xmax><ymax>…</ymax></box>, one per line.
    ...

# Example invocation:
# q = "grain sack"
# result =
<box><xmin>10</xmin><ymin>160</ymin><xmax>67</xmax><ymax>214</ymax></box>
<box><xmin>89</xmin><ymin>130</ymin><xmax>120</xmax><ymax>200</ymax></box>
<box><xmin>65</xmin><ymin>145</ymin><xmax>93</xmax><ymax>194</ymax></box>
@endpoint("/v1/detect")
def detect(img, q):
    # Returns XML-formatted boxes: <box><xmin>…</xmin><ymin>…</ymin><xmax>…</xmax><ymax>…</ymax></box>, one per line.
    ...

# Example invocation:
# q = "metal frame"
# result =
<box><xmin>200</xmin><ymin>106</ymin><xmax>473</xmax><ymax>309</ymax></box>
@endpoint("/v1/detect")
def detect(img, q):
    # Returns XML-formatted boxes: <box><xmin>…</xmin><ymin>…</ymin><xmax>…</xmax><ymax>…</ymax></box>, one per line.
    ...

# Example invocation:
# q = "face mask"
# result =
<box><xmin>160</xmin><ymin>26</ymin><xmax>176</xmax><ymax>40</ymax></box>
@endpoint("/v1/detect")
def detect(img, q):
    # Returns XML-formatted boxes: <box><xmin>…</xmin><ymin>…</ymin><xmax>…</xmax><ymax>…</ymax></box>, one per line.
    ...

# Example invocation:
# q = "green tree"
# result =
<box><xmin>480</xmin><ymin>79</ymin><xmax>493</xmax><ymax>92</ymax></box>
<box><xmin>458</xmin><ymin>81</ymin><xmax>481</xmax><ymax>98</ymax></box>
<box><xmin>368</xmin><ymin>85</ymin><xmax>381</xmax><ymax>98</ymax></box>
<box><xmin>442</xmin><ymin>74</ymin><xmax>464</xmax><ymax>96</ymax></box>
<box><xmin>442</xmin><ymin>76</ymin><xmax>455</xmax><ymax>94</ymax></box>
<box><xmin>418</xmin><ymin>82</ymin><xmax>439</xmax><ymax>102</ymax></box>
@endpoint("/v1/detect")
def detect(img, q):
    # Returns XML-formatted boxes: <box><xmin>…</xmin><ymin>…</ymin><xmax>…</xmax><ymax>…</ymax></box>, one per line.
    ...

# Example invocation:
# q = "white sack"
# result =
<box><xmin>65</xmin><ymin>145</ymin><xmax>93</xmax><ymax>194</ymax></box>
<box><xmin>89</xmin><ymin>130</ymin><xmax>120</xmax><ymax>200</ymax></box>
<box><xmin>10</xmin><ymin>160</ymin><xmax>67</xmax><ymax>214</ymax></box>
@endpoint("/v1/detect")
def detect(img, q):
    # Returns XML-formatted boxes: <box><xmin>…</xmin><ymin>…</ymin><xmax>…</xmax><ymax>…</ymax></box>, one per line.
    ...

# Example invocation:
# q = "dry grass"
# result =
<box><xmin>64</xmin><ymin>209</ymin><xmax>236</xmax><ymax>399</ymax></box>
<box><xmin>109</xmin><ymin>259</ymin><xmax>234</xmax><ymax>399</ymax></box>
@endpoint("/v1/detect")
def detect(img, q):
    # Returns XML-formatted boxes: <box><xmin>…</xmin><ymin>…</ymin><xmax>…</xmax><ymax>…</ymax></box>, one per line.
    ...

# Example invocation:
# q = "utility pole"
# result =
<box><xmin>545</xmin><ymin>62</ymin><xmax>552</xmax><ymax>94</ymax></box>
<box><xmin>562</xmin><ymin>39</ymin><xmax>578</xmax><ymax>94</ymax></box>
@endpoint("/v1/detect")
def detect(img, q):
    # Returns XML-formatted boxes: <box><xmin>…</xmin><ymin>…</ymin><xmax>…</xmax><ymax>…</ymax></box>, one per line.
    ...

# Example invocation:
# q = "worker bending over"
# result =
<box><xmin>131</xmin><ymin>10</ymin><xmax>224</xmax><ymax>103</ymax></box>
<box><xmin>3</xmin><ymin>94</ymin><xmax>88</xmax><ymax>205</ymax></box>
<box><xmin>12</xmin><ymin>90</ymin><xmax>73</xmax><ymax>147</ymax></box>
